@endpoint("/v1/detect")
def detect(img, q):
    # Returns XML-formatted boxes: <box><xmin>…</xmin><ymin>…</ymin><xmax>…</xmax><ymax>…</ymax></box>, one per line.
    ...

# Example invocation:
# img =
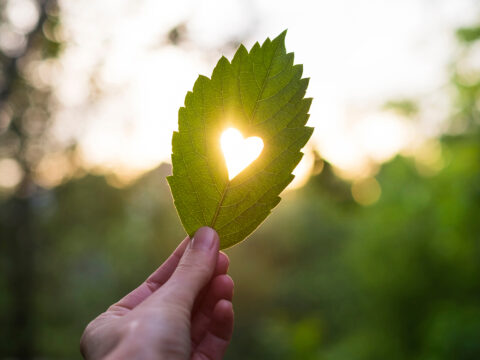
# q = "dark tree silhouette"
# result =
<box><xmin>0</xmin><ymin>0</ymin><xmax>61</xmax><ymax>357</ymax></box>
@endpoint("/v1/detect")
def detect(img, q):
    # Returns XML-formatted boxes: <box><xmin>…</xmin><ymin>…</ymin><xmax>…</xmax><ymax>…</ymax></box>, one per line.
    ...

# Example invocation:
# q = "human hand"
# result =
<box><xmin>80</xmin><ymin>227</ymin><xmax>234</xmax><ymax>360</ymax></box>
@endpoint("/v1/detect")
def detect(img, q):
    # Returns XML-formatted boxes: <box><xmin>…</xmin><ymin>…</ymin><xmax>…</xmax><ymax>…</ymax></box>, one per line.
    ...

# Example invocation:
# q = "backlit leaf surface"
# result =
<box><xmin>167</xmin><ymin>31</ymin><xmax>313</xmax><ymax>249</ymax></box>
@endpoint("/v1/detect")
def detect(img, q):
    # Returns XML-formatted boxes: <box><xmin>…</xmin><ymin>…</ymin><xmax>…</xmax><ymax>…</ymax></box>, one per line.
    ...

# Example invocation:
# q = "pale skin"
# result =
<box><xmin>80</xmin><ymin>227</ymin><xmax>235</xmax><ymax>360</ymax></box>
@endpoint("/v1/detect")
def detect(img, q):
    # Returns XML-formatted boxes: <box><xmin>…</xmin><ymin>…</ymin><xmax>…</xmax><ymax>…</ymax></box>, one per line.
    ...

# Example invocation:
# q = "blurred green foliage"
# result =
<box><xmin>1</xmin><ymin>3</ymin><xmax>480</xmax><ymax>359</ymax></box>
<box><xmin>456</xmin><ymin>26</ymin><xmax>480</xmax><ymax>43</ymax></box>
<box><xmin>383</xmin><ymin>99</ymin><xmax>419</xmax><ymax>117</ymax></box>
<box><xmin>2</xmin><ymin>126</ymin><xmax>479</xmax><ymax>359</ymax></box>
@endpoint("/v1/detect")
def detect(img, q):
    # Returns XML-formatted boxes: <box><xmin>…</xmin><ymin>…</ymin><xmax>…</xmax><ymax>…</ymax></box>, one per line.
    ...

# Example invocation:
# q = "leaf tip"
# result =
<box><xmin>276</xmin><ymin>29</ymin><xmax>288</xmax><ymax>42</ymax></box>
<box><xmin>238</xmin><ymin>44</ymin><xmax>248</xmax><ymax>53</ymax></box>
<box><xmin>219</xmin><ymin>55</ymin><xmax>230</xmax><ymax>64</ymax></box>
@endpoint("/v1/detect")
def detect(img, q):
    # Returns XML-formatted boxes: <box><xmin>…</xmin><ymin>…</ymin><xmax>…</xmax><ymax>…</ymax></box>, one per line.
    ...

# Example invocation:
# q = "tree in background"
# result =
<box><xmin>0</xmin><ymin>0</ymin><xmax>65</xmax><ymax>356</ymax></box>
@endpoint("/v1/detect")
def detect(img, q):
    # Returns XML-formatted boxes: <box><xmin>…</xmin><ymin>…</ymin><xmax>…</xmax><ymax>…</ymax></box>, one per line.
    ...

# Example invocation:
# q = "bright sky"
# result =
<box><xmin>16</xmin><ymin>0</ymin><xmax>480</xmax><ymax>186</ymax></box>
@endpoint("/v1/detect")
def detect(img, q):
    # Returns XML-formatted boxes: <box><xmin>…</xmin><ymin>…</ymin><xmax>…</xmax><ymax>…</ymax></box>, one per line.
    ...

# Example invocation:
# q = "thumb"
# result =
<box><xmin>163</xmin><ymin>227</ymin><xmax>219</xmax><ymax>309</ymax></box>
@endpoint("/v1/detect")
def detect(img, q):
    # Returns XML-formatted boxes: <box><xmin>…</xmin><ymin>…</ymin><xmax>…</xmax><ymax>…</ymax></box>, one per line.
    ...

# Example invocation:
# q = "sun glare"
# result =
<box><xmin>220</xmin><ymin>128</ymin><xmax>263</xmax><ymax>180</ymax></box>
<box><xmin>47</xmin><ymin>0</ymin><xmax>475</xmax><ymax>189</ymax></box>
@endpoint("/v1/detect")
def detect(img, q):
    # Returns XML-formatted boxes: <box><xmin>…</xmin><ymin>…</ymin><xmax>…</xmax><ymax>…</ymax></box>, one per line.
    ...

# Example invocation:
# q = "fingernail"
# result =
<box><xmin>191</xmin><ymin>227</ymin><xmax>218</xmax><ymax>250</ymax></box>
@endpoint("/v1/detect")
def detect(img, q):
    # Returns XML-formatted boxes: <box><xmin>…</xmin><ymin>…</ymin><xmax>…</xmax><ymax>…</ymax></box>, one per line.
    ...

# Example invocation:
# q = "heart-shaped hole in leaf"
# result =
<box><xmin>220</xmin><ymin>128</ymin><xmax>264</xmax><ymax>180</ymax></box>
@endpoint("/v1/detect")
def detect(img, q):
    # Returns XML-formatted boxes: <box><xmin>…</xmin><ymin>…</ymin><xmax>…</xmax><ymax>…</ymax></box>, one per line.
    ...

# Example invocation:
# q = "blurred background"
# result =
<box><xmin>1</xmin><ymin>0</ymin><xmax>479</xmax><ymax>358</ymax></box>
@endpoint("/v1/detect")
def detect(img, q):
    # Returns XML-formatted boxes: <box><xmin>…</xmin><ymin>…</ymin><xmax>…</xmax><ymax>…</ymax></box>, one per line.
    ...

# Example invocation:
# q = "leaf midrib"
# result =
<box><xmin>210</xmin><ymin>181</ymin><xmax>230</xmax><ymax>227</ymax></box>
<box><xmin>210</xmin><ymin>42</ymin><xmax>283</xmax><ymax>228</ymax></box>
<box><xmin>250</xmin><ymin>41</ymin><xmax>282</xmax><ymax>123</ymax></box>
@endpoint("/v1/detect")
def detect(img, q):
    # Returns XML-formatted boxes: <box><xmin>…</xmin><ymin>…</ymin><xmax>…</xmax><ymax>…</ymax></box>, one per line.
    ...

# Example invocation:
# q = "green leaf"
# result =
<box><xmin>167</xmin><ymin>31</ymin><xmax>313</xmax><ymax>249</ymax></box>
